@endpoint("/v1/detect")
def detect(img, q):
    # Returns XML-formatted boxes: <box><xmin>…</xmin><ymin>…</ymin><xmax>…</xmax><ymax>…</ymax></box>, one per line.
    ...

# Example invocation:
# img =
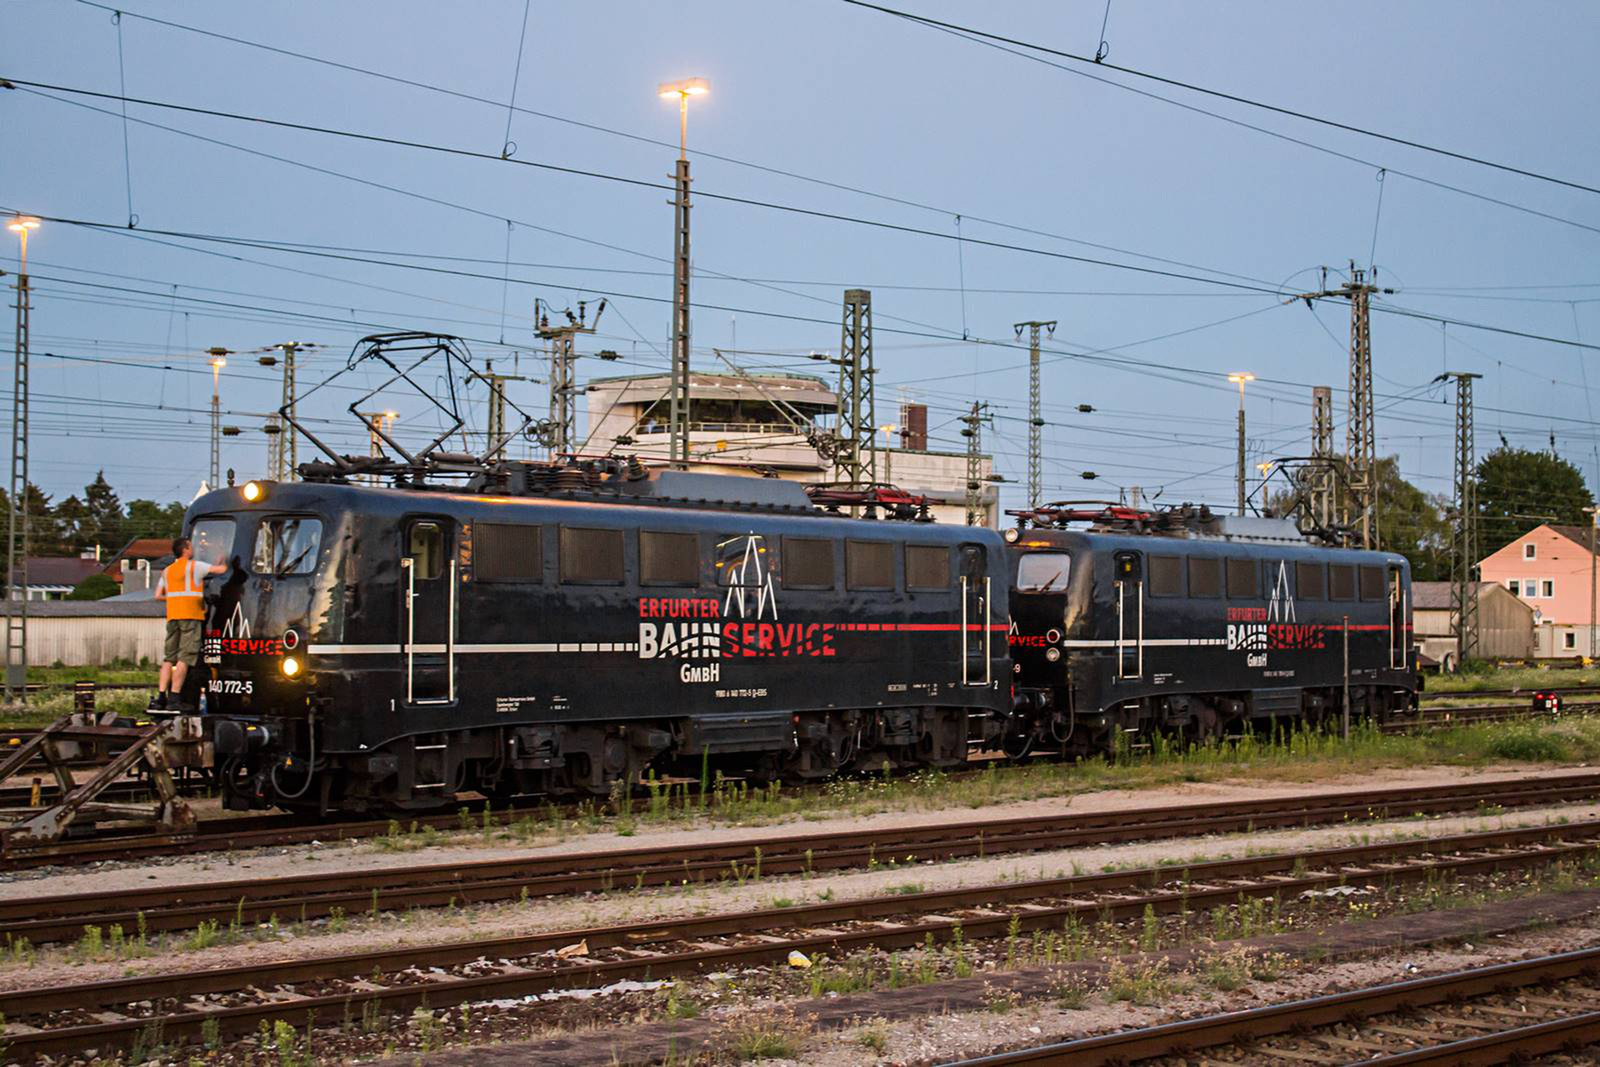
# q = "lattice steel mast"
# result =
<box><xmin>833</xmin><ymin>289</ymin><xmax>877</xmax><ymax>492</ymax></box>
<box><xmin>1293</xmin><ymin>263</ymin><xmax>1386</xmax><ymax>548</ymax></box>
<box><xmin>960</xmin><ymin>401</ymin><xmax>992</xmax><ymax>526</ymax></box>
<box><xmin>1309</xmin><ymin>385</ymin><xmax>1336</xmax><ymax>531</ymax></box>
<box><xmin>1437</xmin><ymin>371</ymin><xmax>1481</xmax><ymax>667</ymax></box>
<box><xmin>261</xmin><ymin>342</ymin><xmax>312</xmax><ymax>480</ymax></box>
<box><xmin>1014</xmin><ymin>319</ymin><xmax>1055</xmax><ymax>510</ymax></box>
<box><xmin>534</xmin><ymin>299</ymin><xmax>601</xmax><ymax>459</ymax></box>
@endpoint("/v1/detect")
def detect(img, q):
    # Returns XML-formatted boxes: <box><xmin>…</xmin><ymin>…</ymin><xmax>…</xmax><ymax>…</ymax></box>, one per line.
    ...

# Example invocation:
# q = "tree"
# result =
<box><xmin>82</xmin><ymin>471</ymin><xmax>124</xmax><ymax>556</ymax></box>
<box><xmin>53</xmin><ymin>494</ymin><xmax>89</xmax><ymax>556</ymax></box>
<box><xmin>124</xmin><ymin>499</ymin><xmax>187</xmax><ymax>542</ymax></box>
<box><xmin>0</xmin><ymin>482</ymin><xmax>66</xmax><ymax>556</ymax></box>
<box><xmin>1265</xmin><ymin>455</ymin><xmax>1449</xmax><ymax>579</ymax></box>
<box><xmin>66</xmin><ymin>573</ymin><xmax>119</xmax><ymax>601</ymax></box>
<box><xmin>1374</xmin><ymin>456</ymin><xmax>1451</xmax><ymax>581</ymax></box>
<box><xmin>1475</xmin><ymin>447</ymin><xmax>1594</xmax><ymax>556</ymax></box>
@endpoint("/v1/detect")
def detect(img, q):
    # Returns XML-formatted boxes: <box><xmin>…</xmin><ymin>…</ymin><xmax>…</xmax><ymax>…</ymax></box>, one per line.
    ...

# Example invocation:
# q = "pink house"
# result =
<box><xmin>1477</xmin><ymin>524</ymin><xmax>1600</xmax><ymax>657</ymax></box>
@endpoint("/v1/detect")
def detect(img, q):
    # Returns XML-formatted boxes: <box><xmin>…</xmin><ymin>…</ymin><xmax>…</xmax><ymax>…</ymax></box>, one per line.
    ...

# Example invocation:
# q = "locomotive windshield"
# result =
<box><xmin>190</xmin><ymin>517</ymin><xmax>235</xmax><ymax>566</ymax></box>
<box><xmin>1016</xmin><ymin>552</ymin><xmax>1070</xmax><ymax>593</ymax></box>
<box><xmin>252</xmin><ymin>517</ymin><xmax>323</xmax><ymax>576</ymax></box>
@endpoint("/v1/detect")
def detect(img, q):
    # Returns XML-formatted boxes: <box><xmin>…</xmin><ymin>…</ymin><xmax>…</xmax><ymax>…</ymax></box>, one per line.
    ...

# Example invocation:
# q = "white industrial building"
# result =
<box><xmin>583</xmin><ymin>371</ymin><xmax>999</xmax><ymax>527</ymax></box>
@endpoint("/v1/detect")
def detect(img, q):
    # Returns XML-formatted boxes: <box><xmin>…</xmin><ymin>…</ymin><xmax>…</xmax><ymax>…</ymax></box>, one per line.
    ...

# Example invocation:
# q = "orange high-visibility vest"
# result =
<box><xmin>162</xmin><ymin>560</ymin><xmax>205</xmax><ymax>621</ymax></box>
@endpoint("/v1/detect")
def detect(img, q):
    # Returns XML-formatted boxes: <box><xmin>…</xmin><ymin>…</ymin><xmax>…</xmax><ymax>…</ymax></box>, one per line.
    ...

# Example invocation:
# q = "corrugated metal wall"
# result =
<box><xmin>26</xmin><ymin>616</ymin><xmax>165</xmax><ymax>666</ymax></box>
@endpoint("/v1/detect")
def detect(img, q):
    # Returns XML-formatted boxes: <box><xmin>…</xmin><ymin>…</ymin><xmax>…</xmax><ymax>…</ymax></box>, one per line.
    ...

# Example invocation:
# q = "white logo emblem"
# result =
<box><xmin>1267</xmin><ymin>561</ymin><xmax>1296</xmax><ymax>623</ymax></box>
<box><xmin>222</xmin><ymin>601</ymin><xmax>252</xmax><ymax>639</ymax></box>
<box><xmin>722</xmin><ymin>533</ymin><xmax>778</xmax><ymax>621</ymax></box>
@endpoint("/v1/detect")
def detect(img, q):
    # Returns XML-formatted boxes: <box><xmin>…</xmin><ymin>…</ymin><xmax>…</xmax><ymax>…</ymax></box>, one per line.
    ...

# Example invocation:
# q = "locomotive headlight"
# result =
<box><xmin>1045</xmin><ymin>647</ymin><xmax>1062</xmax><ymax>663</ymax></box>
<box><xmin>281</xmin><ymin>655</ymin><xmax>302</xmax><ymax>678</ymax></box>
<box><xmin>242</xmin><ymin>481</ymin><xmax>265</xmax><ymax>503</ymax></box>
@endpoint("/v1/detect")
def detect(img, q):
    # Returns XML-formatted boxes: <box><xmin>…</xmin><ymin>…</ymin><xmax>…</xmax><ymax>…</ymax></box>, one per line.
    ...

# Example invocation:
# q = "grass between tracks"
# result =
<box><xmin>1427</xmin><ymin>665</ymin><xmax>1600</xmax><ymax>692</ymax></box>
<box><xmin>0</xmin><ymin>686</ymin><xmax>154</xmax><ymax>728</ymax></box>
<box><xmin>581</xmin><ymin>717</ymin><xmax>1600</xmax><ymax>833</ymax></box>
<box><xmin>119</xmin><ymin>843</ymin><xmax>1600</xmax><ymax>1064</ymax></box>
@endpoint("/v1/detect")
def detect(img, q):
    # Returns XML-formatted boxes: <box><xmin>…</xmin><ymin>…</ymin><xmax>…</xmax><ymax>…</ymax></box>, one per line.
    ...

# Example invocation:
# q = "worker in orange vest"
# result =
<box><xmin>153</xmin><ymin>535</ymin><xmax>226</xmax><ymax>711</ymax></box>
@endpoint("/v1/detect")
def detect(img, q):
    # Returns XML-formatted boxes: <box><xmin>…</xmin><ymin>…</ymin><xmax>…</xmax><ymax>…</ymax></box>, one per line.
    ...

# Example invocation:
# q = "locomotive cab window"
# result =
<box><xmin>1359</xmin><ymin>565</ymin><xmax>1385</xmax><ymax>600</ymax></box>
<box><xmin>1015</xmin><ymin>552</ymin><xmax>1070</xmax><ymax>593</ymax></box>
<box><xmin>782</xmin><ymin>537</ymin><xmax>836</xmax><ymax>590</ymax></box>
<box><xmin>1296</xmin><ymin>561</ymin><xmax>1326</xmax><ymax>600</ymax></box>
<box><xmin>253</xmin><ymin>517</ymin><xmax>323</xmax><ymax>576</ymax></box>
<box><xmin>190</xmin><ymin>517</ymin><xmax>235</xmax><ymax>568</ymax></box>
<box><xmin>1148</xmin><ymin>555</ymin><xmax>1182</xmax><ymax>597</ymax></box>
<box><xmin>1226</xmin><ymin>557</ymin><xmax>1257</xmax><ymax>598</ymax></box>
<box><xmin>475</xmin><ymin>523</ymin><xmax>541</xmax><ymax>583</ymax></box>
<box><xmin>1187</xmin><ymin>557</ymin><xmax>1221</xmax><ymax>598</ymax></box>
<box><xmin>641</xmin><ymin>531</ymin><xmax>699</xmax><ymax>587</ymax></box>
<box><xmin>406</xmin><ymin>522</ymin><xmax>443</xmax><ymax>579</ymax></box>
<box><xmin>1329</xmin><ymin>564</ymin><xmax>1356</xmax><ymax>601</ymax></box>
<box><xmin>560</xmin><ymin>526</ymin><xmax>624</xmax><ymax>584</ymax></box>
<box><xmin>846</xmin><ymin>540</ymin><xmax>895</xmax><ymax>590</ymax></box>
<box><xmin>906</xmin><ymin>544</ymin><xmax>952</xmax><ymax>590</ymax></box>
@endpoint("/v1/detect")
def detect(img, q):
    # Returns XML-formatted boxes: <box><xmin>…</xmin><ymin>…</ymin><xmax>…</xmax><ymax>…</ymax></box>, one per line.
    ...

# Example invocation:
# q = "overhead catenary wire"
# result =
<box><xmin>830</xmin><ymin>6</ymin><xmax>1600</xmax><ymax>242</ymax></box>
<box><xmin>15</xmin><ymin>83</ymin><xmax>1600</xmax><ymax>367</ymax></box>
<box><xmin>7</xmin><ymin>86</ymin><xmax>965</xmax><ymax>343</ymax></box>
<box><xmin>837</xmin><ymin>0</ymin><xmax>1600</xmax><ymax>199</ymax></box>
<box><xmin>18</xmin><ymin>204</ymin><xmax>1600</xmax><ymax>359</ymax></box>
<box><xmin>58</xmin><ymin>0</ymin><xmax>1286</xmax><ymax>289</ymax></box>
<box><xmin>2</xmin><ymin>79</ymin><xmax>1295</xmax><ymax>297</ymax></box>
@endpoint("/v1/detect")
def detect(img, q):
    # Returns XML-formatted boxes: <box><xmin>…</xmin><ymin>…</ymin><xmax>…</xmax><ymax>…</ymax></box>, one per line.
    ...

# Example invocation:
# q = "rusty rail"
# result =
<box><xmin>8</xmin><ymin>772</ymin><xmax>1600</xmax><ymax>942</ymax></box>
<box><xmin>951</xmin><ymin>947</ymin><xmax>1600</xmax><ymax>1065</ymax></box>
<box><xmin>3</xmin><ymin>819</ymin><xmax>1599</xmax><ymax>1061</ymax></box>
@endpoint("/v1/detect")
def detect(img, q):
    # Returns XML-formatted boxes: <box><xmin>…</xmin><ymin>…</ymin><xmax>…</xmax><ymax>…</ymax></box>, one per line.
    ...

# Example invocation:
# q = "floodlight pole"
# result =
<box><xmin>5</xmin><ymin>218</ymin><xmax>38</xmax><ymax>702</ymax></box>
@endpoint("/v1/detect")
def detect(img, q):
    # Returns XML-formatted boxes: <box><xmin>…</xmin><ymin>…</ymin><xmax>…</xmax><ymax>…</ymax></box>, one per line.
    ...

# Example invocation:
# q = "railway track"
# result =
<box><xmin>1381</xmin><ymin>700</ymin><xmax>1600</xmax><ymax>732</ymax></box>
<box><xmin>9</xmin><ymin>694</ymin><xmax>1600</xmax><ymax>871</ymax></box>
<box><xmin>7</xmin><ymin>772</ymin><xmax>1600</xmax><ymax>944</ymax></box>
<box><xmin>958</xmin><ymin>946</ymin><xmax>1600</xmax><ymax>1065</ymax></box>
<box><xmin>1421</xmin><ymin>682</ymin><xmax>1600</xmax><ymax>702</ymax></box>
<box><xmin>3</xmin><ymin>817</ymin><xmax>1598</xmax><ymax>1061</ymax></box>
<box><xmin>1</xmin><ymin>702</ymin><xmax>1593</xmax><ymax>869</ymax></box>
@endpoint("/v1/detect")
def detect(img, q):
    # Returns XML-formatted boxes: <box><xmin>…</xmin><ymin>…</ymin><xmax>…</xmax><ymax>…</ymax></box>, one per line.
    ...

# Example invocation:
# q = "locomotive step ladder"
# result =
<box><xmin>0</xmin><ymin>711</ymin><xmax>198</xmax><ymax>853</ymax></box>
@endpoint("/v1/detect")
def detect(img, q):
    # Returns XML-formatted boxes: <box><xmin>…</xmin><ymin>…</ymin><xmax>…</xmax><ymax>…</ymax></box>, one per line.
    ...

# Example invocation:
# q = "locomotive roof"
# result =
<box><xmin>1010</xmin><ymin>525</ymin><xmax>1408</xmax><ymax>563</ymax></box>
<box><xmin>187</xmin><ymin>475</ymin><xmax>1003</xmax><ymax>544</ymax></box>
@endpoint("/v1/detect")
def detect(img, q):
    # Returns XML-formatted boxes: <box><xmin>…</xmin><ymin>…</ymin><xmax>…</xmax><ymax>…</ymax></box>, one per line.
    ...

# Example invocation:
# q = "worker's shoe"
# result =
<box><xmin>148</xmin><ymin>693</ymin><xmax>168</xmax><ymax>711</ymax></box>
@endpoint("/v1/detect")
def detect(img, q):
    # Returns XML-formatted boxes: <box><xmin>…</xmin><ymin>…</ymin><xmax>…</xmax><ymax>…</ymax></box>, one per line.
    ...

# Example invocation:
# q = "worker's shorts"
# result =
<box><xmin>163</xmin><ymin>619</ymin><xmax>202</xmax><ymax>665</ymax></box>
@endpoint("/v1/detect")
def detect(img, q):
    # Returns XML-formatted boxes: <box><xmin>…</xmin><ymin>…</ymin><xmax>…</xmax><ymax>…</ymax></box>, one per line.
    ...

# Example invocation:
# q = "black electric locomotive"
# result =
<box><xmin>187</xmin><ymin>468</ymin><xmax>1012</xmax><ymax>813</ymax></box>
<box><xmin>1003</xmin><ymin>504</ymin><xmax>1418</xmax><ymax>755</ymax></box>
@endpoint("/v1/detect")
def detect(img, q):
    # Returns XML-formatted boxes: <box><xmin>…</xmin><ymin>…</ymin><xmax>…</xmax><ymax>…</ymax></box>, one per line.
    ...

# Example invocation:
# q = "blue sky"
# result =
<box><xmin>3</xmin><ymin>0</ymin><xmax>1598</xmax><ymax>514</ymax></box>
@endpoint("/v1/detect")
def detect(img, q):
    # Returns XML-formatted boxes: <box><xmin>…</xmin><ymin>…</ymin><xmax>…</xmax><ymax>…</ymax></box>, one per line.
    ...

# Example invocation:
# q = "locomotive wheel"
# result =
<box><xmin>1186</xmin><ymin>704</ymin><xmax>1221</xmax><ymax>744</ymax></box>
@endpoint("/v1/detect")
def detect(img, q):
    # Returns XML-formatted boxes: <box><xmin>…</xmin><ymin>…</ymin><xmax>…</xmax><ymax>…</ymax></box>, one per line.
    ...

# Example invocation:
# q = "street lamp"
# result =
<box><xmin>208</xmin><ymin>350</ymin><xmax>229</xmax><ymax>489</ymax></box>
<box><xmin>1227</xmin><ymin>373</ymin><xmax>1255</xmax><ymax>516</ymax></box>
<box><xmin>4</xmin><ymin>216</ymin><xmax>40</xmax><ymax>702</ymax></box>
<box><xmin>6</xmin><ymin>217</ymin><xmax>40</xmax><ymax>274</ymax></box>
<box><xmin>658</xmin><ymin>77</ymin><xmax>709</xmax><ymax>467</ymax></box>
<box><xmin>657</xmin><ymin>77</ymin><xmax>710</xmax><ymax>160</ymax></box>
<box><xmin>879</xmin><ymin>423</ymin><xmax>898</xmax><ymax>484</ymax></box>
